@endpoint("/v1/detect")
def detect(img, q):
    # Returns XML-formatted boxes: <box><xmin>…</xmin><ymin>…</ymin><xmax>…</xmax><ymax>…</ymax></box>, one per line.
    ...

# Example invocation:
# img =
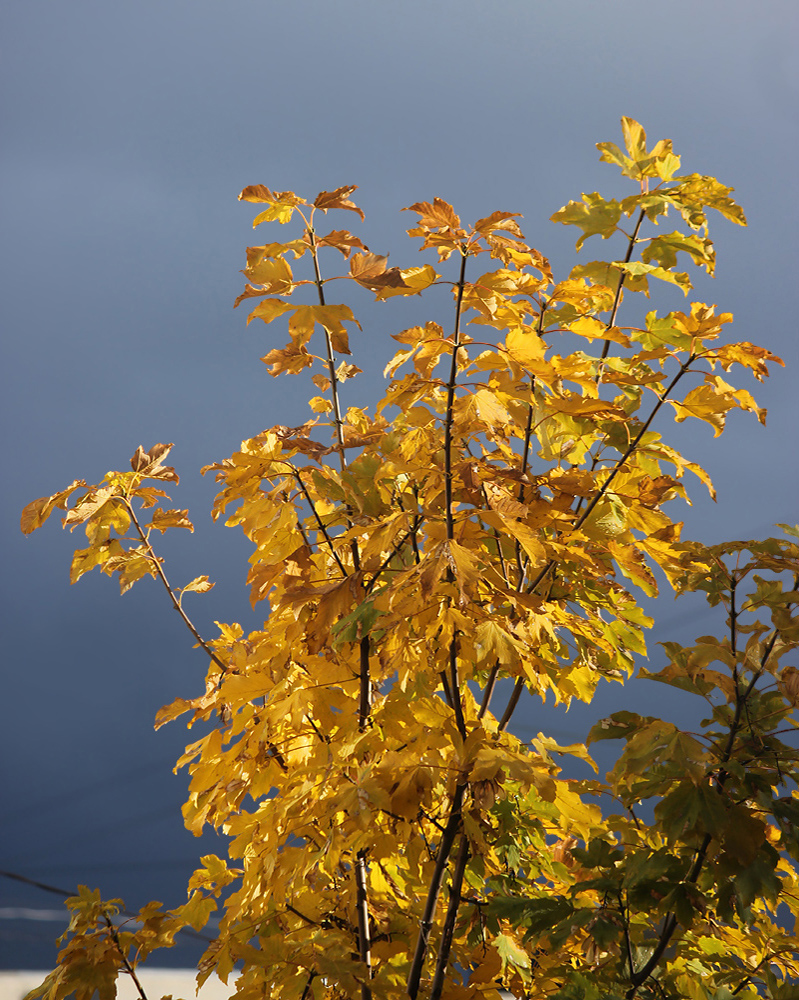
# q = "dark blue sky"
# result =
<box><xmin>2</xmin><ymin>0</ymin><xmax>797</xmax><ymax>968</ymax></box>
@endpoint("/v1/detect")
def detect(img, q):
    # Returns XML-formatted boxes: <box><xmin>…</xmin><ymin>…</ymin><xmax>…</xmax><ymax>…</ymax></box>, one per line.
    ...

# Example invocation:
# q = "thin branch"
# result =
<box><xmin>477</xmin><ymin>662</ymin><xmax>500</xmax><ymax>722</ymax></box>
<box><xmin>627</xmin><ymin>619</ymin><xmax>787</xmax><ymax>995</ymax></box>
<box><xmin>444</xmin><ymin>249</ymin><xmax>469</xmax><ymax>544</ymax></box>
<box><xmin>619</xmin><ymin>892</ymin><xmax>637</xmax><ymax>982</ymax></box>
<box><xmin>299</xmin><ymin>972</ymin><xmax>317</xmax><ymax>1000</ymax></box>
<box><xmin>439</xmin><ymin>249</ymin><xmax>471</xmax><ymax>750</ymax></box>
<box><xmin>601</xmin><ymin>208</ymin><xmax>646</xmax><ymax>361</ymax></box>
<box><xmin>429</xmin><ymin>834</ymin><xmax>470</xmax><ymax>1000</ymax></box>
<box><xmin>124</xmin><ymin>500</ymin><xmax>228</xmax><ymax>676</ymax></box>
<box><xmin>355</xmin><ymin>849</ymin><xmax>373</xmax><ymax>1000</ymax></box>
<box><xmin>101</xmin><ymin>913</ymin><xmax>150</xmax><ymax>1000</ymax></box>
<box><xmin>292</xmin><ymin>468</ymin><xmax>348</xmax><ymax>576</ymax></box>
<box><xmin>406</xmin><ymin>783</ymin><xmax>467</xmax><ymax>1000</ymax></box>
<box><xmin>527</xmin><ymin>352</ymin><xmax>697</xmax><ymax>597</ymax></box>
<box><xmin>308</xmin><ymin>223</ymin><xmax>349</xmax><ymax>472</ymax></box>
<box><xmin>496</xmin><ymin>676</ymin><xmax>524</xmax><ymax>732</ymax></box>
<box><xmin>513</xmin><ymin>297</ymin><xmax>547</xmax><ymax>585</ymax></box>
<box><xmin>364</xmin><ymin>513</ymin><xmax>424</xmax><ymax>594</ymax></box>
<box><xmin>450</xmin><ymin>637</ymin><xmax>467</xmax><ymax>741</ymax></box>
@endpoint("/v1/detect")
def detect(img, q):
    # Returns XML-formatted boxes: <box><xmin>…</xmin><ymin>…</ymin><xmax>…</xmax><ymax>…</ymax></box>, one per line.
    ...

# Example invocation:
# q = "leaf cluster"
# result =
<box><xmin>21</xmin><ymin>120</ymin><xmax>798</xmax><ymax>1000</ymax></box>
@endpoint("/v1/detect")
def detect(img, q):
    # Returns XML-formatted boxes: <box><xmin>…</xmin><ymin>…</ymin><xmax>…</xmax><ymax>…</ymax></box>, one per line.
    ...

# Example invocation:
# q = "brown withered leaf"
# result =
<box><xmin>148</xmin><ymin>508</ymin><xmax>194</xmax><ymax>533</ymax></box>
<box><xmin>474</xmin><ymin>211</ymin><xmax>524</xmax><ymax>239</ymax></box>
<box><xmin>239</xmin><ymin>184</ymin><xmax>277</xmax><ymax>203</ymax></box>
<box><xmin>341</xmin><ymin>426</ymin><xmax>384</xmax><ymax>449</ymax></box>
<box><xmin>313</xmin><ymin>186</ymin><xmax>365</xmax><ymax>221</ymax></box>
<box><xmin>528</xmin><ymin>247</ymin><xmax>553</xmax><ymax>282</ymax></box>
<box><xmin>130</xmin><ymin>444</ymin><xmax>178</xmax><ymax>482</ymax></box>
<box><xmin>273</xmin><ymin>424</ymin><xmax>333</xmax><ymax>461</ymax></box>
<box><xmin>404</xmin><ymin>198</ymin><xmax>461</xmax><ymax>232</ymax></box>
<box><xmin>261</xmin><ymin>344</ymin><xmax>314</xmax><ymax>376</ymax></box>
<box><xmin>315</xmin><ymin>230</ymin><xmax>368</xmax><ymax>258</ymax></box>
<box><xmin>350</xmin><ymin>252</ymin><xmax>409</xmax><ymax>292</ymax></box>
<box><xmin>234</xmin><ymin>283</ymin><xmax>271</xmax><ymax>309</ymax></box>
<box><xmin>312</xmin><ymin>373</ymin><xmax>331</xmax><ymax>392</ymax></box>
<box><xmin>637</xmin><ymin>475</ymin><xmax>678</xmax><ymax>508</ymax></box>
<box><xmin>350</xmin><ymin>251</ymin><xmax>387</xmax><ymax>281</ymax></box>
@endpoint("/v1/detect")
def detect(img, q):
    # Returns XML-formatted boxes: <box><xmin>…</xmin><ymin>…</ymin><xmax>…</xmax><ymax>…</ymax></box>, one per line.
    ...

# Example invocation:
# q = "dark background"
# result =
<box><xmin>2</xmin><ymin>0</ymin><xmax>797</xmax><ymax>968</ymax></box>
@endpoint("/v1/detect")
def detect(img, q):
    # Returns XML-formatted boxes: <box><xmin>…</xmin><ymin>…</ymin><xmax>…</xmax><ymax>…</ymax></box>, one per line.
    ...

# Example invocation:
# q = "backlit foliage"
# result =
<box><xmin>23</xmin><ymin>119</ymin><xmax>799</xmax><ymax>1000</ymax></box>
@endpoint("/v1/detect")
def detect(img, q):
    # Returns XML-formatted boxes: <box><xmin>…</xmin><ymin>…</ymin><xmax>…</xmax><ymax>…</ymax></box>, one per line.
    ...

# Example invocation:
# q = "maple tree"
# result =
<box><xmin>21</xmin><ymin>118</ymin><xmax>799</xmax><ymax>1000</ymax></box>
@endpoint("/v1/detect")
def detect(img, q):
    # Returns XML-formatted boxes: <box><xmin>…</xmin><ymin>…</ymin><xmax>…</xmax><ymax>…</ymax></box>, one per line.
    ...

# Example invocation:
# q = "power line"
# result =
<box><xmin>0</xmin><ymin>869</ymin><xmax>213</xmax><ymax>944</ymax></box>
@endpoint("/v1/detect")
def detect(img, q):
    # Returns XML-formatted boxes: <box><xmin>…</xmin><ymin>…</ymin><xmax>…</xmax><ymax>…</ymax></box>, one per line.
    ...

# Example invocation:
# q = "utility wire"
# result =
<box><xmin>0</xmin><ymin>869</ymin><xmax>213</xmax><ymax>944</ymax></box>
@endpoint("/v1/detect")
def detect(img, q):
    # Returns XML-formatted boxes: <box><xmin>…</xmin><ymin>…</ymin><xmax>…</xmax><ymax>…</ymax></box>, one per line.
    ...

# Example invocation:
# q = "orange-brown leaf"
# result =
<box><xmin>315</xmin><ymin>229</ymin><xmax>368</xmax><ymax>257</ymax></box>
<box><xmin>130</xmin><ymin>444</ymin><xmax>179</xmax><ymax>483</ymax></box>
<box><xmin>148</xmin><ymin>508</ymin><xmax>194</xmax><ymax>533</ymax></box>
<box><xmin>473</xmin><ymin>211</ymin><xmax>524</xmax><ymax>239</ymax></box>
<box><xmin>313</xmin><ymin>186</ymin><xmax>364</xmax><ymax>221</ymax></box>
<box><xmin>405</xmin><ymin>198</ymin><xmax>461</xmax><ymax>231</ymax></box>
<box><xmin>261</xmin><ymin>344</ymin><xmax>315</xmax><ymax>376</ymax></box>
<box><xmin>239</xmin><ymin>184</ymin><xmax>277</xmax><ymax>203</ymax></box>
<box><xmin>350</xmin><ymin>252</ymin><xmax>409</xmax><ymax>293</ymax></box>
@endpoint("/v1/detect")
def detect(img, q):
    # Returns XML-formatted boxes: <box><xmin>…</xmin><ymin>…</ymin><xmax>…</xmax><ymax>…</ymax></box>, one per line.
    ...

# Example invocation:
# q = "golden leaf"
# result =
<box><xmin>246</xmin><ymin>297</ymin><xmax>293</xmax><ymax>326</ymax></box>
<box><xmin>239</xmin><ymin>186</ymin><xmax>306</xmax><ymax>225</ymax></box>
<box><xmin>240</xmin><ymin>255</ymin><xmax>293</xmax><ymax>295</ymax></box>
<box><xmin>483</xmin><ymin>481</ymin><xmax>527</xmax><ymax>519</ymax></box>
<box><xmin>335</xmin><ymin>362</ymin><xmax>362</xmax><ymax>382</ymax></box>
<box><xmin>20</xmin><ymin>479</ymin><xmax>87</xmax><ymax>535</ymax></box>
<box><xmin>374</xmin><ymin>264</ymin><xmax>438</xmax><ymax>299</ymax></box>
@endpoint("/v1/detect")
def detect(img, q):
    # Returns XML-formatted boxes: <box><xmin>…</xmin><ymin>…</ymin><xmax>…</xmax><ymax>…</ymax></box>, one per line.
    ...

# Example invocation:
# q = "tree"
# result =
<box><xmin>21</xmin><ymin>118</ymin><xmax>799</xmax><ymax>1000</ymax></box>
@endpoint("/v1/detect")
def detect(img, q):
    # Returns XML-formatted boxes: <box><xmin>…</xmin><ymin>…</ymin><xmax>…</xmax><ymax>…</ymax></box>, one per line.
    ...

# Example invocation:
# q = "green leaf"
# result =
<box><xmin>588</xmin><ymin>711</ymin><xmax>655</xmax><ymax>743</ymax></box>
<box><xmin>494</xmin><ymin>933</ymin><xmax>531</xmax><ymax>973</ymax></box>
<box><xmin>734</xmin><ymin>850</ymin><xmax>782</xmax><ymax>910</ymax></box>
<box><xmin>617</xmin><ymin>260</ymin><xmax>692</xmax><ymax>296</ymax></box>
<box><xmin>550</xmin><ymin>193</ymin><xmax>622</xmax><ymax>249</ymax></box>
<box><xmin>488</xmin><ymin>895</ymin><xmax>574</xmax><ymax>936</ymax></box>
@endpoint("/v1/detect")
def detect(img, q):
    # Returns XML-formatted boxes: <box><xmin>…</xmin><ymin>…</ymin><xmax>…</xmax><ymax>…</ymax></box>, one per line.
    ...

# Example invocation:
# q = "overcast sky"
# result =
<box><xmin>2</xmin><ymin>0</ymin><xmax>797</xmax><ymax>969</ymax></box>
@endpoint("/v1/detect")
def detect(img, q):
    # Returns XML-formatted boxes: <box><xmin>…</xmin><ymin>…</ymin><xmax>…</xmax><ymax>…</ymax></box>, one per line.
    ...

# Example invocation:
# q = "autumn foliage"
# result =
<box><xmin>22</xmin><ymin>119</ymin><xmax>799</xmax><ymax>1000</ymax></box>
